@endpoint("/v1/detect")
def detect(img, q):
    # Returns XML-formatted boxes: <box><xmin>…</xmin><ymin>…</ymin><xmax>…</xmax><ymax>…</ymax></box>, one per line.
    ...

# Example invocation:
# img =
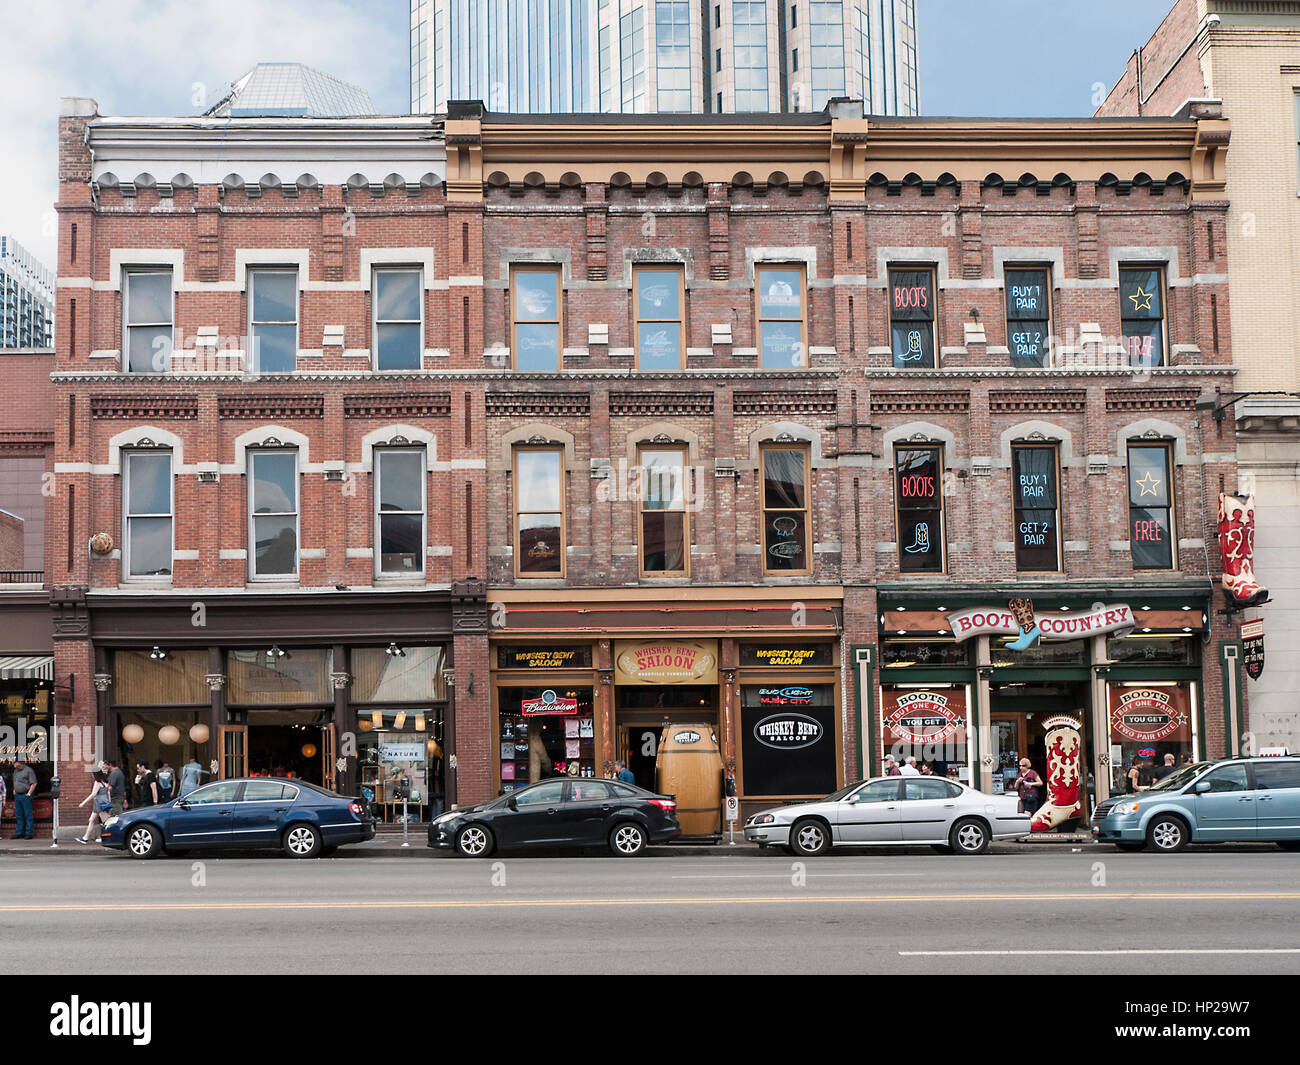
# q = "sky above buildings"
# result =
<box><xmin>2</xmin><ymin>0</ymin><xmax>1175</xmax><ymax>270</ymax></box>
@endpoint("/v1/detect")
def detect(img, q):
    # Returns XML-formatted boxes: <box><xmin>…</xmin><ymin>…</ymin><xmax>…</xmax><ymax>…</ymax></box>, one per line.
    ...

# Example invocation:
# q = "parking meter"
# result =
<box><xmin>49</xmin><ymin>776</ymin><xmax>61</xmax><ymax>799</ymax></box>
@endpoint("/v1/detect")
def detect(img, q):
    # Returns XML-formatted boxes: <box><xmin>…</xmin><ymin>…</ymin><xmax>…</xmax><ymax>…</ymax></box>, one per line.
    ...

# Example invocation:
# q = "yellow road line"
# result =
<box><xmin>1</xmin><ymin>891</ymin><xmax>1299</xmax><ymax>914</ymax></box>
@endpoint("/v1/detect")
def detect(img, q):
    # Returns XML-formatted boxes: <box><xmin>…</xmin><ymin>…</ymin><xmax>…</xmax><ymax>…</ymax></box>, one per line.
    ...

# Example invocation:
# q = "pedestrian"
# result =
<box><xmin>1181</xmin><ymin>752</ymin><xmax>1194</xmax><ymax>766</ymax></box>
<box><xmin>105</xmin><ymin>758</ymin><xmax>128</xmax><ymax>814</ymax></box>
<box><xmin>134</xmin><ymin>761</ymin><xmax>159</xmax><ymax>807</ymax></box>
<box><xmin>11</xmin><ymin>756</ymin><xmax>37</xmax><ymax>840</ymax></box>
<box><xmin>156</xmin><ymin>760</ymin><xmax>175</xmax><ymax>801</ymax></box>
<box><xmin>1137</xmin><ymin>758</ymin><xmax>1156</xmax><ymax>790</ymax></box>
<box><xmin>1125</xmin><ymin>756</ymin><xmax>1142</xmax><ymax>794</ymax></box>
<box><xmin>178</xmin><ymin>753</ymin><xmax>203</xmax><ymax>797</ymax></box>
<box><xmin>1152</xmin><ymin>753</ymin><xmax>1177</xmax><ymax>782</ymax></box>
<box><xmin>919</xmin><ymin>761</ymin><xmax>934</xmax><ymax>776</ymax></box>
<box><xmin>77</xmin><ymin>770</ymin><xmax>113</xmax><ymax>844</ymax></box>
<box><xmin>1014</xmin><ymin>758</ymin><xmax>1044</xmax><ymax>815</ymax></box>
<box><xmin>883</xmin><ymin>754</ymin><xmax>901</xmax><ymax>776</ymax></box>
<box><xmin>613</xmin><ymin>760</ymin><xmax>636</xmax><ymax>785</ymax></box>
<box><xmin>899</xmin><ymin>756</ymin><xmax>921</xmax><ymax>776</ymax></box>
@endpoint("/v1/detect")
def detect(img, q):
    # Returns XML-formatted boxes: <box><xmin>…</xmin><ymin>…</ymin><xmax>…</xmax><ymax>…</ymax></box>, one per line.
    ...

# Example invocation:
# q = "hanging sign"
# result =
<box><xmin>1108</xmin><ymin>687</ymin><xmax>1192</xmax><ymax>742</ymax></box>
<box><xmin>1240</xmin><ymin>618</ymin><xmax>1265</xmax><ymax>681</ymax></box>
<box><xmin>947</xmin><ymin>602</ymin><xmax>1134</xmax><ymax>644</ymax></box>
<box><xmin>882</xmin><ymin>689</ymin><xmax>966</xmax><ymax>745</ymax></box>
<box><xmin>614</xmin><ymin>640</ymin><xmax>718</xmax><ymax>685</ymax></box>
<box><xmin>520</xmin><ymin>689</ymin><xmax>579</xmax><ymax>716</ymax></box>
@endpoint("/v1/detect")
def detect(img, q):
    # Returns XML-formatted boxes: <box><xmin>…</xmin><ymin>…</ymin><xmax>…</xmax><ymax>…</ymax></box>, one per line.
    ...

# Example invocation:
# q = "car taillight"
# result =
<box><xmin>349</xmin><ymin>802</ymin><xmax>366</xmax><ymax>818</ymax></box>
<box><xmin>649</xmin><ymin>799</ymin><xmax>676</xmax><ymax>811</ymax></box>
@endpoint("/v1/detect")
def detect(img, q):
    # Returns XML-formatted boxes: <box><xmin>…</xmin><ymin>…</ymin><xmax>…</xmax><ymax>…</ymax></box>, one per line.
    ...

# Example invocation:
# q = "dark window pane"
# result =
<box><xmin>889</xmin><ymin>270</ymin><xmax>934</xmax><ymax>321</ymax></box>
<box><xmin>375</xmin><ymin>323</ymin><xmax>422</xmax><ymax>370</ymax></box>
<box><xmin>244</xmin><ymin>780</ymin><xmax>290</xmax><ymax>801</ymax></box>
<box><xmin>1120</xmin><ymin>269</ymin><xmax>1162</xmax><ymax>319</ymax></box>
<box><xmin>638</xmin><ymin>322</ymin><xmax>681</xmax><ymax>369</ymax></box>
<box><xmin>891</xmin><ymin>322</ymin><xmax>934</xmax><ymax>367</ymax></box>
<box><xmin>378</xmin><ymin>451</ymin><xmax>423</xmax><ymax>513</ymax></box>
<box><xmin>897</xmin><ymin>450</ymin><xmax>941</xmax><ymax>507</ymax></box>
<box><xmin>515</xmin><ymin>780</ymin><xmax>567</xmax><ymax>806</ymax></box>
<box><xmin>128</xmin><ymin>517</ymin><xmax>172</xmax><ymax>577</ymax></box>
<box><xmin>518</xmin><ymin>513</ymin><xmax>563</xmax><ymax>573</ymax></box>
<box><xmin>764</xmin><ymin>511</ymin><xmax>808</xmax><ymax>570</ymax></box>
<box><xmin>251</xmin><ymin>324</ymin><xmax>297</xmax><ymax>373</ymax></box>
<box><xmin>1128</xmin><ymin>448</ymin><xmax>1171</xmax><ymax>507</ymax></box>
<box><xmin>763</xmin><ymin>450</ymin><xmax>806</xmax><ymax>509</ymax></box>
<box><xmin>1203</xmin><ymin>765</ymin><xmax>1248</xmax><ymax>793</ymax></box>
<box><xmin>1254</xmin><ymin>763</ymin><xmax>1300</xmax><ymax>789</ymax></box>
<box><xmin>904</xmin><ymin>778</ymin><xmax>952</xmax><ymax>801</ymax></box>
<box><xmin>1123</xmin><ymin>319</ymin><xmax>1164</xmax><ymax>367</ymax></box>
<box><xmin>760</xmin><ymin>320</ymin><xmax>804</xmax><ymax>368</ymax></box>
<box><xmin>252</xmin><ymin>453</ymin><xmax>297</xmax><ymax>513</ymax></box>
<box><xmin>375</xmin><ymin>270</ymin><xmax>421</xmax><ymax>320</ymax></box>
<box><xmin>898</xmin><ymin>512</ymin><xmax>942</xmax><ymax>572</ymax></box>
<box><xmin>1008</xmin><ymin>325</ymin><xmax>1049</xmax><ymax>368</ymax></box>
<box><xmin>128</xmin><ymin>453</ymin><xmax>171</xmax><ymax>514</ymax></box>
<box><xmin>379</xmin><ymin>514</ymin><xmax>423</xmax><ymax>573</ymax></box>
<box><xmin>515</xmin><ymin>322</ymin><xmax>560</xmax><ymax>371</ymax></box>
<box><xmin>1012</xmin><ymin>449</ymin><xmax>1057</xmax><ymax>509</ymax></box>
<box><xmin>1005</xmin><ymin>270</ymin><xmax>1049</xmax><ymax>321</ymax></box>
<box><xmin>1130</xmin><ymin>508</ymin><xmax>1173</xmax><ymax>569</ymax></box>
<box><xmin>253</xmin><ymin>515</ymin><xmax>297</xmax><ymax>575</ymax></box>
<box><xmin>1015</xmin><ymin>508</ymin><xmax>1059</xmax><ymax>570</ymax></box>
<box><xmin>642</xmin><ymin>511</ymin><xmax>686</xmax><ymax>571</ymax></box>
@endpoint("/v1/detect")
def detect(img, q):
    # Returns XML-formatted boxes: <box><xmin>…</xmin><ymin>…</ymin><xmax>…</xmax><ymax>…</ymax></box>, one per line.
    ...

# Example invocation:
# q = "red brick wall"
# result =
<box><xmin>1096</xmin><ymin>0</ymin><xmax>1207</xmax><ymax>117</ymax></box>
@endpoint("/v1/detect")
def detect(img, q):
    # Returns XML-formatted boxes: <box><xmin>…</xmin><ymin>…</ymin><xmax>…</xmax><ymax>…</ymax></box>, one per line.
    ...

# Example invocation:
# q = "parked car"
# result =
<box><xmin>744</xmin><ymin>776</ymin><xmax>1031</xmax><ymax>856</ymax></box>
<box><xmin>1091</xmin><ymin>756</ymin><xmax>1300</xmax><ymax>852</ymax></box>
<box><xmin>429</xmin><ymin>777</ymin><xmax>681</xmax><ymax>857</ymax></box>
<box><xmin>100</xmin><ymin>778</ymin><xmax>375</xmax><ymax>859</ymax></box>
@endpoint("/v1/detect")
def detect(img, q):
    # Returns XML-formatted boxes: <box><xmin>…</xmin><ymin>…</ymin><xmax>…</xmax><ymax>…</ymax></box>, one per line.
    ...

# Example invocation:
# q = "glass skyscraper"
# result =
<box><xmin>411</xmin><ymin>0</ymin><xmax>919</xmax><ymax>115</ymax></box>
<box><xmin>0</xmin><ymin>237</ymin><xmax>54</xmax><ymax>349</ymax></box>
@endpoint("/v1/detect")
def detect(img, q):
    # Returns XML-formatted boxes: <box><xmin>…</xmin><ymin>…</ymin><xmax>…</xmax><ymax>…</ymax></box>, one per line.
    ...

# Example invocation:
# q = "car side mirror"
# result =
<box><xmin>1193</xmin><ymin>780</ymin><xmax>1211</xmax><ymax>794</ymax></box>
<box><xmin>507</xmin><ymin>797</ymin><xmax>518</xmax><ymax>811</ymax></box>
<box><xmin>176</xmin><ymin>799</ymin><xmax>190</xmax><ymax>809</ymax></box>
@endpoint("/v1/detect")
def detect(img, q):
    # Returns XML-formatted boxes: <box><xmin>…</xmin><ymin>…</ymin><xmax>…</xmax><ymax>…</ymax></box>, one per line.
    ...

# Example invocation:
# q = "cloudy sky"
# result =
<box><xmin>2</xmin><ymin>0</ymin><xmax>1172</xmax><ymax>270</ymax></box>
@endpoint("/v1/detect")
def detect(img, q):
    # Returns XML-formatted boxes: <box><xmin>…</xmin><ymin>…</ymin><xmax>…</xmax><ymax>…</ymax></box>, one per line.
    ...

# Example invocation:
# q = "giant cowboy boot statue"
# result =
<box><xmin>1030</xmin><ymin>716</ymin><xmax>1084</xmax><ymax>832</ymax></box>
<box><xmin>1218</xmin><ymin>492</ymin><xmax>1269</xmax><ymax>610</ymax></box>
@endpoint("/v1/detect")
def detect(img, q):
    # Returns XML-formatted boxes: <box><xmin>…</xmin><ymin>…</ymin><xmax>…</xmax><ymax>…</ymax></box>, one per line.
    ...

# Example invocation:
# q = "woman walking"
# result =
<box><xmin>76</xmin><ymin>770</ymin><xmax>113</xmax><ymax>844</ymax></box>
<box><xmin>1014</xmin><ymin>758</ymin><xmax>1044</xmax><ymax>815</ymax></box>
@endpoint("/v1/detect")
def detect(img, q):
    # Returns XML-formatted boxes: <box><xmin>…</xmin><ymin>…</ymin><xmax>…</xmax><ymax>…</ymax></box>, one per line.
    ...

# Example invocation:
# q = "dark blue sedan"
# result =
<box><xmin>100</xmin><ymin>778</ymin><xmax>375</xmax><ymax>859</ymax></box>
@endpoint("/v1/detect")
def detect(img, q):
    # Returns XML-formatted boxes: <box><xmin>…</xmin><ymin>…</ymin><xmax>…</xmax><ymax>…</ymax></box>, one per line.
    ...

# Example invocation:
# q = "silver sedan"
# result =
<box><xmin>744</xmin><ymin>776</ymin><xmax>1032</xmax><ymax>856</ymax></box>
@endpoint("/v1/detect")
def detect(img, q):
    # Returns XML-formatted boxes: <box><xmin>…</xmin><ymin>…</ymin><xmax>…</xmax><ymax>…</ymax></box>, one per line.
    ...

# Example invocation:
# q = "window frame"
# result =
<box><xmin>637</xmin><ymin>443</ymin><xmax>691</xmax><ymax>578</ymax></box>
<box><xmin>247</xmin><ymin>267</ymin><xmax>300</xmax><ymax>374</ymax></box>
<box><xmin>122</xmin><ymin>448</ymin><xmax>174</xmax><ymax>582</ymax></box>
<box><xmin>888</xmin><ymin>265</ymin><xmax>938</xmax><ymax>369</ymax></box>
<box><xmin>633</xmin><ymin>264</ymin><xmax>686</xmax><ymax>370</ymax></box>
<box><xmin>760</xmin><ymin>443</ymin><xmax>813</xmax><ymax>577</ymax></box>
<box><xmin>122</xmin><ymin>267</ymin><xmax>174</xmax><ymax>374</ymax></box>
<box><xmin>509</xmin><ymin>264</ymin><xmax>563</xmax><ymax>372</ymax></box>
<box><xmin>1127</xmin><ymin>442</ymin><xmax>1178</xmax><ymax>571</ymax></box>
<box><xmin>1010</xmin><ymin>443</ymin><xmax>1063</xmax><ymax>574</ymax></box>
<box><xmin>754</xmin><ymin>262</ymin><xmax>808</xmax><ymax>369</ymax></box>
<box><xmin>247</xmin><ymin>448</ymin><xmax>301</xmax><ymax>581</ymax></box>
<box><xmin>1003</xmin><ymin>264</ymin><xmax>1053</xmax><ymax>368</ymax></box>
<box><xmin>1119</xmin><ymin>264</ymin><xmax>1168</xmax><ymax>369</ymax></box>
<box><xmin>374</xmin><ymin>447</ymin><xmax>427</xmax><ymax>579</ymax></box>
<box><xmin>512</xmin><ymin>445</ymin><xmax>567</xmax><ymax>580</ymax></box>
<box><xmin>894</xmin><ymin>444</ymin><xmax>946</xmax><ymax>574</ymax></box>
<box><xmin>372</xmin><ymin>266</ymin><xmax>425</xmax><ymax>372</ymax></box>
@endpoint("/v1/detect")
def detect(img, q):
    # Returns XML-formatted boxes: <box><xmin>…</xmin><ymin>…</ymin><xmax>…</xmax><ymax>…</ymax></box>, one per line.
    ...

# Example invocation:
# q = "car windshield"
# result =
<box><xmin>821</xmin><ymin>781</ymin><xmax>866</xmax><ymax>803</ymax></box>
<box><xmin>1146</xmin><ymin>762</ymin><xmax>1211</xmax><ymax>793</ymax></box>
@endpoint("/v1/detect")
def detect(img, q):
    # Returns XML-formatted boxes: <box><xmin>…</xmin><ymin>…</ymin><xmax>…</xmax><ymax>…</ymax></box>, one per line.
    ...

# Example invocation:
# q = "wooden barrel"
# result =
<box><xmin>656</xmin><ymin>724</ymin><xmax>723</xmax><ymax>836</ymax></box>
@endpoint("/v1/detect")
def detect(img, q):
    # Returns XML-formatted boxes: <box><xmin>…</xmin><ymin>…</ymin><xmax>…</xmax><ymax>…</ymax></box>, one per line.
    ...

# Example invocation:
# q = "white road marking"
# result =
<box><xmin>901</xmin><ymin>948</ymin><xmax>1300</xmax><ymax>956</ymax></box>
<box><xmin>672</xmin><ymin>873</ymin><xmax>923</xmax><ymax>879</ymax></box>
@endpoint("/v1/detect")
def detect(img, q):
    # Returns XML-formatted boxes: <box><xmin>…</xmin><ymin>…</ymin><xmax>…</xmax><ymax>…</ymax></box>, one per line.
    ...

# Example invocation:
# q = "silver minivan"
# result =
<box><xmin>1091</xmin><ymin>757</ymin><xmax>1300</xmax><ymax>852</ymax></box>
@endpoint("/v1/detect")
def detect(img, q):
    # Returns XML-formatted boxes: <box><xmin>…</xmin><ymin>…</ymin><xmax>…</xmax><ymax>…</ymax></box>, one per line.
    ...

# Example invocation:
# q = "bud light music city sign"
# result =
<box><xmin>946</xmin><ymin>603</ymin><xmax>1135</xmax><ymax>644</ymax></box>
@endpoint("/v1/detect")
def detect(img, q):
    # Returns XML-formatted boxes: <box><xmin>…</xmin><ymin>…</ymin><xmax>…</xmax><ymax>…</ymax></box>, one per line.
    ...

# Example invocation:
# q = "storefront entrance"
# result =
<box><xmin>246</xmin><ymin>723</ymin><xmax>327</xmax><ymax>785</ymax></box>
<box><xmin>991</xmin><ymin>684</ymin><xmax>1090</xmax><ymax>824</ymax></box>
<box><xmin>616</xmin><ymin>685</ymin><xmax>718</xmax><ymax>793</ymax></box>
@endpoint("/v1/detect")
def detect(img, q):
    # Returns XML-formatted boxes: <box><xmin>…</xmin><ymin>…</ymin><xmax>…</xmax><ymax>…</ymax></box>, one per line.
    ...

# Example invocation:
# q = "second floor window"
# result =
<box><xmin>756</xmin><ymin>264</ymin><xmax>806</xmax><ymax>368</ymax></box>
<box><xmin>1005</xmin><ymin>267</ymin><xmax>1051</xmax><ymax>368</ymax></box>
<box><xmin>374</xmin><ymin>268</ymin><xmax>423</xmax><ymax>370</ymax></box>
<box><xmin>123</xmin><ymin>450</ymin><xmax>172</xmax><ymax>578</ymax></box>
<box><xmin>635</xmin><ymin>265</ymin><xmax>684</xmax><ymax>370</ymax></box>
<box><xmin>761</xmin><ymin>445</ymin><xmax>811</xmax><ymax>575</ymax></box>
<box><xmin>124</xmin><ymin>269</ymin><xmax>173</xmax><ymax>373</ymax></box>
<box><xmin>639</xmin><ymin>446</ymin><xmax>689</xmax><ymax>576</ymax></box>
<box><xmin>1128</xmin><ymin>444</ymin><xmax>1175</xmax><ymax>570</ymax></box>
<box><xmin>511</xmin><ymin>266</ymin><xmax>562</xmax><ymax>371</ymax></box>
<box><xmin>896</xmin><ymin>446</ymin><xmax>944</xmax><ymax>573</ymax></box>
<box><xmin>890</xmin><ymin>268</ymin><xmax>936</xmax><ymax>368</ymax></box>
<box><xmin>1120</xmin><ymin>266</ymin><xmax>1166</xmax><ymax>368</ymax></box>
<box><xmin>248</xmin><ymin>269</ymin><xmax>298</xmax><ymax>373</ymax></box>
<box><xmin>375</xmin><ymin>449</ymin><xmax>425</xmax><ymax>576</ymax></box>
<box><xmin>514</xmin><ymin>447</ymin><xmax>565</xmax><ymax>577</ymax></box>
<box><xmin>249</xmin><ymin>450</ymin><xmax>298</xmax><ymax>579</ymax></box>
<box><xmin>1011</xmin><ymin>445</ymin><xmax>1060</xmax><ymax>572</ymax></box>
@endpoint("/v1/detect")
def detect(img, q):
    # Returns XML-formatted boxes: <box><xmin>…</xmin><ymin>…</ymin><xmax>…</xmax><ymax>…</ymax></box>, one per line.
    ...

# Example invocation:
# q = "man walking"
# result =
<box><xmin>105</xmin><ymin>758</ymin><xmax>128</xmax><ymax>815</ymax></box>
<box><xmin>613</xmin><ymin>760</ymin><xmax>636</xmax><ymax>785</ymax></box>
<box><xmin>899</xmin><ymin>756</ymin><xmax>921</xmax><ymax>776</ymax></box>
<box><xmin>11</xmin><ymin>756</ymin><xmax>37</xmax><ymax>839</ymax></box>
<box><xmin>178</xmin><ymin>754</ymin><xmax>203</xmax><ymax>798</ymax></box>
<box><xmin>1152</xmin><ymin>753</ymin><xmax>1178</xmax><ymax>782</ymax></box>
<box><xmin>134</xmin><ymin>762</ymin><xmax>159</xmax><ymax>807</ymax></box>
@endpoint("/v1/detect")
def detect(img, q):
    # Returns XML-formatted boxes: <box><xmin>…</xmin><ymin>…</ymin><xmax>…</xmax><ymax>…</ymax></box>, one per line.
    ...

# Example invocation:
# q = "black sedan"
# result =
<box><xmin>429</xmin><ymin>778</ymin><xmax>681</xmax><ymax>857</ymax></box>
<box><xmin>100</xmin><ymin>778</ymin><xmax>376</xmax><ymax>859</ymax></box>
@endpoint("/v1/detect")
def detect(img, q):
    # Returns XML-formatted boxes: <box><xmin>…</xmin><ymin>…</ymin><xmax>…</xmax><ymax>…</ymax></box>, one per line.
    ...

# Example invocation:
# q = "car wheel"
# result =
<box><xmin>609</xmin><ymin>822</ymin><xmax>647</xmax><ymax>856</ymax></box>
<box><xmin>1146</xmin><ymin>815</ymin><xmax>1189</xmax><ymax>853</ymax></box>
<box><xmin>790</xmin><ymin>818</ymin><xmax>830</xmax><ymax>857</ymax></box>
<box><xmin>283</xmin><ymin>823</ymin><xmax>322</xmax><ymax>859</ymax></box>
<box><xmin>455</xmin><ymin>823</ymin><xmax>494</xmax><ymax>858</ymax></box>
<box><xmin>1115</xmin><ymin>841</ymin><xmax>1145</xmax><ymax>852</ymax></box>
<box><xmin>126</xmin><ymin>824</ymin><xmax>161</xmax><ymax>859</ymax></box>
<box><xmin>949</xmin><ymin>817</ymin><xmax>990</xmax><ymax>855</ymax></box>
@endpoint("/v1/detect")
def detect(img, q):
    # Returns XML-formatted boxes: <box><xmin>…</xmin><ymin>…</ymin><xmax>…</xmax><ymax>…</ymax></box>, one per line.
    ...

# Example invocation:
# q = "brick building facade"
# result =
<box><xmin>45</xmin><ymin>93</ymin><xmax>1242</xmax><ymax>834</ymax></box>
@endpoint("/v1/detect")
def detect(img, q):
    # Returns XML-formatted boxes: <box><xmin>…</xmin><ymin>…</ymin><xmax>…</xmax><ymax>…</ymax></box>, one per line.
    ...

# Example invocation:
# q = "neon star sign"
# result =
<box><xmin>1128</xmin><ymin>286</ymin><xmax>1154</xmax><ymax>313</ymax></box>
<box><xmin>1136</xmin><ymin>471</ymin><xmax>1162</xmax><ymax>497</ymax></box>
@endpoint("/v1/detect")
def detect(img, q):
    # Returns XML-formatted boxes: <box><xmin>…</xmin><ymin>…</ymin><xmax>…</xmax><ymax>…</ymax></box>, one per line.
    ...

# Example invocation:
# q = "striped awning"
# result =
<box><xmin>0</xmin><ymin>655</ymin><xmax>54</xmax><ymax>681</ymax></box>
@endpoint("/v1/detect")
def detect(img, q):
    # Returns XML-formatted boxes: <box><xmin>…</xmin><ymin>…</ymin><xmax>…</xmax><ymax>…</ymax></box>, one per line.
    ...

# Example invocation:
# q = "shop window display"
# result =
<box><xmin>740</xmin><ymin>684</ymin><xmax>836</xmax><ymax>797</ymax></box>
<box><xmin>498</xmin><ymin>687</ymin><xmax>595</xmax><ymax>792</ymax></box>
<box><xmin>358</xmin><ymin>710</ymin><xmax>444</xmax><ymax>821</ymax></box>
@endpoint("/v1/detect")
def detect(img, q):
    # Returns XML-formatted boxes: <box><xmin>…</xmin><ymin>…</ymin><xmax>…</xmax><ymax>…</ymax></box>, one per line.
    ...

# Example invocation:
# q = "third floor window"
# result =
<box><xmin>756</xmin><ymin>264</ymin><xmax>807</xmax><ymax>369</ymax></box>
<box><xmin>373</xmin><ymin>268</ymin><xmax>423</xmax><ymax>371</ymax></box>
<box><xmin>248</xmin><ymin>269</ymin><xmax>298</xmax><ymax>374</ymax></box>
<box><xmin>635</xmin><ymin>265</ymin><xmax>684</xmax><ymax>370</ymax></box>
<box><xmin>889</xmin><ymin>268</ymin><xmax>936</xmax><ymax>368</ymax></box>
<box><xmin>123</xmin><ymin>269</ymin><xmax>173</xmax><ymax>373</ymax></box>
<box><xmin>1005</xmin><ymin>267</ymin><xmax>1051</xmax><ymax>368</ymax></box>
<box><xmin>511</xmin><ymin>265</ymin><xmax>562</xmax><ymax>372</ymax></box>
<box><xmin>1120</xmin><ymin>266</ymin><xmax>1166</xmax><ymax>368</ymax></box>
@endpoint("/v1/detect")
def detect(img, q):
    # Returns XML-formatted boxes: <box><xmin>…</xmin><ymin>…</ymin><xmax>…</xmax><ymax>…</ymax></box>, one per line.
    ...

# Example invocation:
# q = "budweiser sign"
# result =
<box><xmin>947</xmin><ymin>602</ymin><xmax>1134</xmax><ymax>643</ymax></box>
<box><xmin>1108</xmin><ymin>687</ymin><xmax>1191</xmax><ymax>743</ymax></box>
<box><xmin>883</xmin><ymin>690</ymin><xmax>965</xmax><ymax>745</ymax></box>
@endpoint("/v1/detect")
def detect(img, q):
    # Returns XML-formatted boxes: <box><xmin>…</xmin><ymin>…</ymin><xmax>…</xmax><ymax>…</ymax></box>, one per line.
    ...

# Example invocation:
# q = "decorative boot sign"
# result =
<box><xmin>1030</xmin><ymin>715</ymin><xmax>1084</xmax><ymax>832</ymax></box>
<box><xmin>1218</xmin><ymin>492</ymin><xmax>1269</xmax><ymax>609</ymax></box>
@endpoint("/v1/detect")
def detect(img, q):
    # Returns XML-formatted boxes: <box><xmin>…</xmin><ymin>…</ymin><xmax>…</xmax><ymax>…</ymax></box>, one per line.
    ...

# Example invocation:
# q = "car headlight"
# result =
<box><xmin>105</xmin><ymin>816</ymin><xmax>119</xmax><ymax>827</ymax></box>
<box><xmin>1114</xmin><ymin>802</ymin><xmax>1140</xmax><ymax>817</ymax></box>
<box><xmin>433</xmin><ymin>810</ymin><xmax>462</xmax><ymax>825</ymax></box>
<box><xmin>748</xmin><ymin>813</ymin><xmax>776</xmax><ymax>825</ymax></box>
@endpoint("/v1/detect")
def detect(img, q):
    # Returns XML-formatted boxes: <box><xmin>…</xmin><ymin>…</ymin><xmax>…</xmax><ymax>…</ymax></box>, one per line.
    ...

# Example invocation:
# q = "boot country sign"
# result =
<box><xmin>946</xmin><ymin>601</ymin><xmax>1135</xmax><ymax>649</ymax></box>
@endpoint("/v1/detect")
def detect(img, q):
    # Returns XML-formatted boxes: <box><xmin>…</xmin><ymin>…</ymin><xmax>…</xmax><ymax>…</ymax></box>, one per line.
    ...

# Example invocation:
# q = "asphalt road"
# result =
<box><xmin>3</xmin><ymin>845</ymin><xmax>1299</xmax><ymax>974</ymax></box>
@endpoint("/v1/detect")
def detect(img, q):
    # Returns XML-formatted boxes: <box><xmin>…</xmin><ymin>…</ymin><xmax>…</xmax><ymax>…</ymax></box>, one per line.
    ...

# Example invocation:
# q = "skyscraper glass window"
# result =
<box><xmin>620</xmin><ymin>8</ymin><xmax>646</xmax><ymax>112</ymax></box>
<box><xmin>655</xmin><ymin>2</ymin><xmax>692</xmax><ymax>112</ymax></box>
<box><xmin>808</xmin><ymin>2</ymin><xmax>846</xmax><ymax>112</ymax></box>
<box><xmin>733</xmin><ymin>1</ymin><xmax>768</xmax><ymax>112</ymax></box>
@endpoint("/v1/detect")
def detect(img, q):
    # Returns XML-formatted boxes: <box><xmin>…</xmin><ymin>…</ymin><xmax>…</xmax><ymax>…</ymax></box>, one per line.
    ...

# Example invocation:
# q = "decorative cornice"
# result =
<box><xmin>732</xmin><ymin>390</ymin><xmax>837</xmax><ymax>416</ymax></box>
<box><xmin>91</xmin><ymin>395</ymin><xmax>199</xmax><ymax>419</ymax></box>
<box><xmin>871</xmin><ymin>390</ymin><xmax>970</xmax><ymax>415</ymax></box>
<box><xmin>343</xmin><ymin>393</ymin><xmax>452</xmax><ymax>419</ymax></box>
<box><xmin>218</xmin><ymin>394</ymin><xmax>325</xmax><ymax>419</ymax></box>
<box><xmin>1105</xmin><ymin>387</ymin><xmax>1200</xmax><ymax>412</ymax></box>
<box><xmin>486</xmin><ymin>392</ymin><xmax>591</xmax><ymax>417</ymax></box>
<box><xmin>990</xmin><ymin>389</ymin><xmax>1087</xmax><ymax>413</ymax></box>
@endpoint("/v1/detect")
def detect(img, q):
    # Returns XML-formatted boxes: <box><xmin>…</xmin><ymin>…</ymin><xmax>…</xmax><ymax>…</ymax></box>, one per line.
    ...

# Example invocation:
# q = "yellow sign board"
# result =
<box><xmin>614</xmin><ymin>640</ymin><xmax>719</xmax><ymax>686</ymax></box>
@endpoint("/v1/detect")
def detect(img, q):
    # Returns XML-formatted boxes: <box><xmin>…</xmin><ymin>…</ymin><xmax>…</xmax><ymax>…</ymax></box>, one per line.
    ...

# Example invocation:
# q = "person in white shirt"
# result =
<box><xmin>899</xmin><ymin>756</ymin><xmax>921</xmax><ymax>777</ymax></box>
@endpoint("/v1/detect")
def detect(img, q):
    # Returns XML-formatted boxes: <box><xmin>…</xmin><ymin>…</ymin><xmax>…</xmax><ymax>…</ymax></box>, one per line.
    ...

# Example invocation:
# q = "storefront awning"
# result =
<box><xmin>0</xmin><ymin>655</ymin><xmax>54</xmax><ymax>680</ymax></box>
